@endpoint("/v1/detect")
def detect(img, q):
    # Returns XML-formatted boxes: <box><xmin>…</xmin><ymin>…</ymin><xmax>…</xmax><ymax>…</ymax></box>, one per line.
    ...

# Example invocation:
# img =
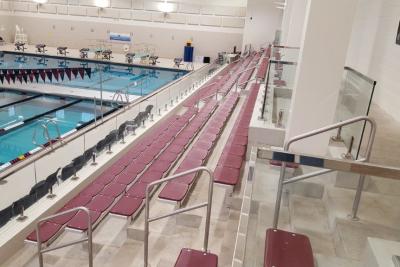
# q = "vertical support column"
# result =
<box><xmin>285</xmin><ymin>0</ymin><xmax>359</xmax><ymax>155</ymax></box>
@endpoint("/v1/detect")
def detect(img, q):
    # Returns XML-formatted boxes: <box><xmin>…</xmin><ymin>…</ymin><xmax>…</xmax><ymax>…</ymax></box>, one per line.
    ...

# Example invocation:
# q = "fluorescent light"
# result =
<box><xmin>33</xmin><ymin>0</ymin><xmax>48</xmax><ymax>3</ymax></box>
<box><xmin>158</xmin><ymin>0</ymin><xmax>175</xmax><ymax>13</ymax></box>
<box><xmin>94</xmin><ymin>0</ymin><xmax>109</xmax><ymax>8</ymax></box>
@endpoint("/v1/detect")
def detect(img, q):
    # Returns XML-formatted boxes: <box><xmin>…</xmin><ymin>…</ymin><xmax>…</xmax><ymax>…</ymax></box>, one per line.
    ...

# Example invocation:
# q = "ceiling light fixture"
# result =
<box><xmin>94</xmin><ymin>0</ymin><xmax>110</xmax><ymax>8</ymax></box>
<box><xmin>158</xmin><ymin>0</ymin><xmax>175</xmax><ymax>13</ymax></box>
<box><xmin>33</xmin><ymin>0</ymin><xmax>48</xmax><ymax>4</ymax></box>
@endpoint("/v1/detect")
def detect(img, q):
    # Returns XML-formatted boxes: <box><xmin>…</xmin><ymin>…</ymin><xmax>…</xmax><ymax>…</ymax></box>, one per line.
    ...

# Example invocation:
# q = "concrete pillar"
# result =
<box><xmin>285</xmin><ymin>0</ymin><xmax>308</xmax><ymax>47</ymax></box>
<box><xmin>285</xmin><ymin>0</ymin><xmax>359</xmax><ymax>155</ymax></box>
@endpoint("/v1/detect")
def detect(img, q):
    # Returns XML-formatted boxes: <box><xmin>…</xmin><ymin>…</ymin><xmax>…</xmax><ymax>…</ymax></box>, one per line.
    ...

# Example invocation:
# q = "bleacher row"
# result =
<box><xmin>25</xmin><ymin>53</ymin><xmax>257</xmax><ymax>245</ymax></box>
<box><xmin>214</xmin><ymin>83</ymin><xmax>260</xmax><ymax>186</ymax></box>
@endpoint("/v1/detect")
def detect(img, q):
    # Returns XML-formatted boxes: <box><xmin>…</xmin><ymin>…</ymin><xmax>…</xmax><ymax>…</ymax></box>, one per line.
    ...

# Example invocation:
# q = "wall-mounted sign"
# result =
<box><xmin>396</xmin><ymin>20</ymin><xmax>400</xmax><ymax>45</ymax></box>
<box><xmin>109</xmin><ymin>32</ymin><xmax>132</xmax><ymax>43</ymax></box>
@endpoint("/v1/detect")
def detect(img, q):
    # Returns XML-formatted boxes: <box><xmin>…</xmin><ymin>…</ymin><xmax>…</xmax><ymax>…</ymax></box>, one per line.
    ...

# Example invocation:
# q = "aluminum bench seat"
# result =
<box><xmin>214</xmin><ymin>166</ymin><xmax>240</xmax><ymax>186</ymax></box>
<box><xmin>158</xmin><ymin>182</ymin><xmax>188</xmax><ymax>202</ymax></box>
<box><xmin>125</xmin><ymin>182</ymin><xmax>147</xmax><ymax>199</ymax></box>
<box><xmin>175</xmin><ymin>248</ymin><xmax>218</xmax><ymax>267</ymax></box>
<box><xmin>140</xmin><ymin>170</ymin><xmax>164</xmax><ymax>184</ymax></box>
<box><xmin>264</xmin><ymin>229</ymin><xmax>314</xmax><ymax>267</ymax></box>
<box><xmin>26</xmin><ymin>222</ymin><xmax>62</xmax><ymax>243</ymax></box>
<box><xmin>79</xmin><ymin>183</ymin><xmax>104</xmax><ymax>198</ymax></box>
<box><xmin>100</xmin><ymin>183</ymin><xmax>126</xmax><ymax>198</ymax></box>
<box><xmin>86</xmin><ymin>194</ymin><xmax>115</xmax><ymax>213</ymax></box>
<box><xmin>66</xmin><ymin>210</ymin><xmax>101</xmax><ymax>231</ymax></box>
<box><xmin>110</xmin><ymin>196</ymin><xmax>143</xmax><ymax>217</ymax></box>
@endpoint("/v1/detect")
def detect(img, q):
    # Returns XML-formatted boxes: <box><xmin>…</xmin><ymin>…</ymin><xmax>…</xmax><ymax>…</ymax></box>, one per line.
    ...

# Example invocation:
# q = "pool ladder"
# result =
<box><xmin>112</xmin><ymin>90</ymin><xmax>129</xmax><ymax>108</ymax></box>
<box><xmin>32</xmin><ymin>119</ymin><xmax>62</xmax><ymax>149</ymax></box>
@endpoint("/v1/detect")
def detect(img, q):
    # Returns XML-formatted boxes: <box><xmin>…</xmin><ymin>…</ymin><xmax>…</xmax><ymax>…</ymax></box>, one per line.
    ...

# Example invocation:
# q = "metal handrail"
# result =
<box><xmin>272</xmin><ymin>116</ymin><xmax>377</xmax><ymax>228</ymax></box>
<box><xmin>0</xmin><ymin>62</ymin><xmax>218</xmax><ymax>180</ymax></box>
<box><xmin>144</xmin><ymin>166</ymin><xmax>214</xmax><ymax>267</ymax></box>
<box><xmin>36</xmin><ymin>207</ymin><xmax>93</xmax><ymax>267</ymax></box>
<box><xmin>32</xmin><ymin>124</ymin><xmax>52</xmax><ymax>149</ymax></box>
<box><xmin>45</xmin><ymin>119</ymin><xmax>62</xmax><ymax>142</ymax></box>
<box><xmin>234</xmin><ymin>65</ymin><xmax>258</xmax><ymax>90</ymax></box>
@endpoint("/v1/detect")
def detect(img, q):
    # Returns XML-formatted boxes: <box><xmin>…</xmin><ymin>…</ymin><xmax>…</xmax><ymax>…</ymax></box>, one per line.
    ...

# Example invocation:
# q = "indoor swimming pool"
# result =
<box><xmin>0</xmin><ymin>51</ymin><xmax>188</xmax><ymax>96</ymax></box>
<box><xmin>0</xmin><ymin>90</ymin><xmax>116</xmax><ymax>167</ymax></box>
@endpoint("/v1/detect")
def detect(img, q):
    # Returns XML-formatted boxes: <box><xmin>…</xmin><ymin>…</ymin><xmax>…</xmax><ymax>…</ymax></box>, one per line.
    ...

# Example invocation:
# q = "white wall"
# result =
<box><xmin>346</xmin><ymin>0</ymin><xmax>400</xmax><ymax>122</ymax></box>
<box><xmin>0</xmin><ymin>0</ymin><xmax>248</xmax><ymax>59</ymax></box>
<box><xmin>242</xmin><ymin>0</ymin><xmax>283</xmax><ymax>50</ymax></box>
<box><xmin>0</xmin><ymin>13</ymin><xmax>13</xmax><ymax>42</ymax></box>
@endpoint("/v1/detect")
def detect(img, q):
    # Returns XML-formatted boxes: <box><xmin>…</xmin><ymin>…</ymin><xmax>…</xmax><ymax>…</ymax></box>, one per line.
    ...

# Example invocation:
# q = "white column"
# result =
<box><xmin>285</xmin><ymin>0</ymin><xmax>308</xmax><ymax>47</ymax></box>
<box><xmin>285</xmin><ymin>0</ymin><xmax>359</xmax><ymax>155</ymax></box>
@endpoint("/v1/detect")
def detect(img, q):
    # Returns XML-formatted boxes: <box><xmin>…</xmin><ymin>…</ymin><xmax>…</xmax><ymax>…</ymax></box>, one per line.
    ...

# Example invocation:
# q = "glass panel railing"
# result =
<box><xmin>333</xmin><ymin>67</ymin><xmax>377</xmax><ymax>159</ymax></box>
<box><xmin>236</xmin><ymin>146</ymin><xmax>400</xmax><ymax>267</ymax></box>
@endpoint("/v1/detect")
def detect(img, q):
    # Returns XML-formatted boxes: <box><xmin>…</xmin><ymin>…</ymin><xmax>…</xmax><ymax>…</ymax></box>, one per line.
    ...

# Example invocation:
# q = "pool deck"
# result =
<box><xmin>0</xmin><ymin>43</ymin><xmax>205</xmax><ymax>102</ymax></box>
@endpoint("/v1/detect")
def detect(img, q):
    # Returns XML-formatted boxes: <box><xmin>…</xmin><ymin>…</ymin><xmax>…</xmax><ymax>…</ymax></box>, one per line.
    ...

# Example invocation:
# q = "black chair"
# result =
<box><xmin>145</xmin><ymin>105</ymin><xmax>154</xmax><ymax>115</ymax></box>
<box><xmin>0</xmin><ymin>205</ymin><xmax>13</xmax><ymax>227</ymax></box>
<box><xmin>12</xmin><ymin>194</ymin><xmax>36</xmax><ymax>217</ymax></box>
<box><xmin>106</xmin><ymin>130</ymin><xmax>118</xmax><ymax>144</ymax></box>
<box><xmin>84</xmin><ymin>147</ymin><xmax>95</xmax><ymax>163</ymax></box>
<box><xmin>118</xmin><ymin>122</ymin><xmax>127</xmax><ymax>140</ymax></box>
<box><xmin>60</xmin><ymin>164</ymin><xmax>75</xmax><ymax>181</ymax></box>
<box><xmin>96</xmin><ymin>139</ymin><xmax>107</xmax><ymax>153</ymax></box>
<box><xmin>72</xmin><ymin>155</ymin><xmax>85</xmax><ymax>172</ymax></box>
<box><xmin>29</xmin><ymin>180</ymin><xmax>49</xmax><ymax>200</ymax></box>
<box><xmin>45</xmin><ymin>168</ymin><xmax>60</xmax><ymax>188</ymax></box>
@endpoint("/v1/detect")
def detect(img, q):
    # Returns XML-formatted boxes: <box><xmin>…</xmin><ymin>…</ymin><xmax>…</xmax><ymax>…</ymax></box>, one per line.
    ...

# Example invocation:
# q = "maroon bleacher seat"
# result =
<box><xmin>115</xmin><ymin>172</ymin><xmax>137</xmax><ymax>185</ymax></box>
<box><xmin>220</xmin><ymin>154</ymin><xmax>243</xmax><ymax>169</ymax></box>
<box><xmin>270</xmin><ymin>160</ymin><xmax>300</xmax><ymax>169</ymax></box>
<box><xmin>228</xmin><ymin>144</ymin><xmax>246</xmax><ymax>157</ymax></box>
<box><xmin>49</xmin><ymin>206</ymin><xmax>78</xmax><ymax>225</ymax></box>
<box><xmin>148</xmin><ymin>160</ymin><xmax>172</xmax><ymax>173</ymax></box>
<box><xmin>65</xmin><ymin>194</ymin><xmax>92</xmax><ymax>208</ymax></box>
<box><xmin>100</xmin><ymin>183</ymin><xmax>126</xmax><ymax>198</ymax></box>
<box><xmin>159</xmin><ymin>182</ymin><xmax>188</xmax><ymax>202</ymax></box>
<box><xmin>214</xmin><ymin>166</ymin><xmax>241</xmax><ymax>186</ymax></box>
<box><xmin>86</xmin><ymin>194</ymin><xmax>115</xmax><ymax>213</ymax></box>
<box><xmin>110</xmin><ymin>196</ymin><xmax>143</xmax><ymax>217</ymax></box>
<box><xmin>66</xmin><ymin>210</ymin><xmax>101</xmax><ymax>231</ymax></box>
<box><xmin>26</xmin><ymin>222</ymin><xmax>62</xmax><ymax>243</ymax></box>
<box><xmin>140</xmin><ymin>170</ymin><xmax>164</xmax><ymax>183</ymax></box>
<box><xmin>175</xmin><ymin>248</ymin><xmax>218</xmax><ymax>267</ymax></box>
<box><xmin>136</xmin><ymin>153</ymin><xmax>155</xmax><ymax>165</ymax></box>
<box><xmin>79</xmin><ymin>184</ymin><xmax>104</xmax><ymax>198</ymax></box>
<box><xmin>94</xmin><ymin>172</ymin><xmax>116</xmax><ymax>186</ymax></box>
<box><xmin>264</xmin><ymin>229</ymin><xmax>314</xmax><ymax>267</ymax></box>
<box><xmin>124</xmin><ymin>161</ymin><xmax>146</xmax><ymax>176</ymax></box>
<box><xmin>125</xmin><ymin>182</ymin><xmax>148</xmax><ymax>199</ymax></box>
<box><xmin>158</xmin><ymin>151</ymin><xmax>179</xmax><ymax>163</ymax></box>
<box><xmin>167</xmin><ymin>143</ymin><xmax>185</xmax><ymax>154</ymax></box>
<box><xmin>187</xmin><ymin>148</ymin><xmax>208</xmax><ymax>161</ymax></box>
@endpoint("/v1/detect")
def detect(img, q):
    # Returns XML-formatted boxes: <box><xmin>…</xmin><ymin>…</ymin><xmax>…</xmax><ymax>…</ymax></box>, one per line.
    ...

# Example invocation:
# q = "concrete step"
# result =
<box><xmin>314</xmin><ymin>253</ymin><xmax>360</xmax><ymax>267</ymax></box>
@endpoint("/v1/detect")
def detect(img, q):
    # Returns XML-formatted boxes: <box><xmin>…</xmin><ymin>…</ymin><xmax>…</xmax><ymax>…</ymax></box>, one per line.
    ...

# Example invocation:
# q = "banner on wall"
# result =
<box><xmin>109</xmin><ymin>32</ymin><xmax>132</xmax><ymax>43</ymax></box>
<box><xmin>0</xmin><ymin>67</ymin><xmax>92</xmax><ymax>84</ymax></box>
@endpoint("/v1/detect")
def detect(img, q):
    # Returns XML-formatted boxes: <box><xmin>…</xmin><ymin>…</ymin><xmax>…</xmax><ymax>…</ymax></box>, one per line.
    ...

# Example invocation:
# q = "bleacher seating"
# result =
<box><xmin>264</xmin><ymin>228</ymin><xmax>314</xmax><ymax>267</ymax></box>
<box><xmin>24</xmin><ymin>53</ymin><xmax>261</xmax><ymax>257</ymax></box>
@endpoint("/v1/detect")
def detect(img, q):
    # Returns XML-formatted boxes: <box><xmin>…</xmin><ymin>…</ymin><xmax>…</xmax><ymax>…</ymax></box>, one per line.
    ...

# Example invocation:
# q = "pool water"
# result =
<box><xmin>0</xmin><ymin>52</ymin><xmax>188</xmax><ymax>96</ymax></box>
<box><xmin>0</xmin><ymin>90</ymin><xmax>115</xmax><ymax>165</ymax></box>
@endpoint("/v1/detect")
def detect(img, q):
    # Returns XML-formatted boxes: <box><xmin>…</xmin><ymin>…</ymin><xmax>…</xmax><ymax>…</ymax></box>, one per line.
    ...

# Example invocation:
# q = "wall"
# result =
<box><xmin>0</xmin><ymin>12</ymin><xmax>13</xmax><ymax>42</ymax></box>
<box><xmin>0</xmin><ymin>0</ymin><xmax>248</xmax><ymax>59</ymax></box>
<box><xmin>242</xmin><ymin>0</ymin><xmax>283</xmax><ymax>50</ymax></box>
<box><xmin>346</xmin><ymin>0</ymin><xmax>400</xmax><ymax>121</ymax></box>
<box><xmin>280</xmin><ymin>0</ymin><xmax>308</xmax><ymax>47</ymax></box>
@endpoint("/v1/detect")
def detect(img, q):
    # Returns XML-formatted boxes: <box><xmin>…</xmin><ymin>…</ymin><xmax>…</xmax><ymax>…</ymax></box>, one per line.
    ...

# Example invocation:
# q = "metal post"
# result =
<box><xmin>107</xmin><ymin>144</ymin><xmax>112</xmax><ymax>154</ymax></box>
<box><xmin>99</xmin><ymin>65</ymin><xmax>104</xmax><ymax>122</ymax></box>
<box><xmin>91</xmin><ymin>153</ymin><xmax>97</xmax><ymax>166</ymax></box>
<box><xmin>331</xmin><ymin>126</ymin><xmax>343</xmax><ymax>142</ymax></box>
<box><xmin>47</xmin><ymin>186</ymin><xmax>56</xmax><ymax>199</ymax></box>
<box><xmin>272</xmin><ymin>116</ymin><xmax>377</xmax><ymax>228</ymax></box>
<box><xmin>144</xmin><ymin>167</ymin><xmax>214</xmax><ymax>267</ymax></box>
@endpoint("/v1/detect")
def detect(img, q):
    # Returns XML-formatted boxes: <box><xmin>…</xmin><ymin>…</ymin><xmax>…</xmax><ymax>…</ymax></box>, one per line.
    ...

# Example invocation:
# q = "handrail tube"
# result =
<box><xmin>0</xmin><ymin>62</ymin><xmax>217</xmax><ymax>181</ymax></box>
<box><xmin>260</xmin><ymin>62</ymin><xmax>272</xmax><ymax>119</ymax></box>
<box><xmin>273</xmin><ymin>116</ymin><xmax>376</xmax><ymax>228</ymax></box>
<box><xmin>144</xmin><ymin>166</ymin><xmax>214</xmax><ymax>267</ymax></box>
<box><xmin>37</xmin><ymin>206</ymin><xmax>93</xmax><ymax>267</ymax></box>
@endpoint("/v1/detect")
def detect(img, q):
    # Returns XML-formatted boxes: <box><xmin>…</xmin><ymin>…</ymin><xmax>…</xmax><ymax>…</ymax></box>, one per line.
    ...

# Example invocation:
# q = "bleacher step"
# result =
<box><xmin>314</xmin><ymin>253</ymin><xmax>360</xmax><ymax>267</ymax></box>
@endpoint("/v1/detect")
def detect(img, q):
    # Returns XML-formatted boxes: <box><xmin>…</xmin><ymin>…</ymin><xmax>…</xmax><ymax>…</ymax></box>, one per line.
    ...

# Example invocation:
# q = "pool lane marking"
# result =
<box><xmin>0</xmin><ymin>93</ymin><xmax>43</xmax><ymax>109</ymax></box>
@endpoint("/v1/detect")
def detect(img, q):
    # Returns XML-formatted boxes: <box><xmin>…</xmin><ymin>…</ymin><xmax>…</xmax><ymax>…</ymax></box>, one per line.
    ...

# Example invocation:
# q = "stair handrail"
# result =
<box><xmin>45</xmin><ymin>119</ymin><xmax>62</xmax><ymax>143</ymax></box>
<box><xmin>143</xmin><ymin>166</ymin><xmax>214</xmax><ymax>267</ymax></box>
<box><xmin>273</xmin><ymin>116</ymin><xmax>377</xmax><ymax>228</ymax></box>
<box><xmin>32</xmin><ymin>123</ymin><xmax>52</xmax><ymax>149</ymax></box>
<box><xmin>36</xmin><ymin>207</ymin><xmax>93</xmax><ymax>267</ymax></box>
